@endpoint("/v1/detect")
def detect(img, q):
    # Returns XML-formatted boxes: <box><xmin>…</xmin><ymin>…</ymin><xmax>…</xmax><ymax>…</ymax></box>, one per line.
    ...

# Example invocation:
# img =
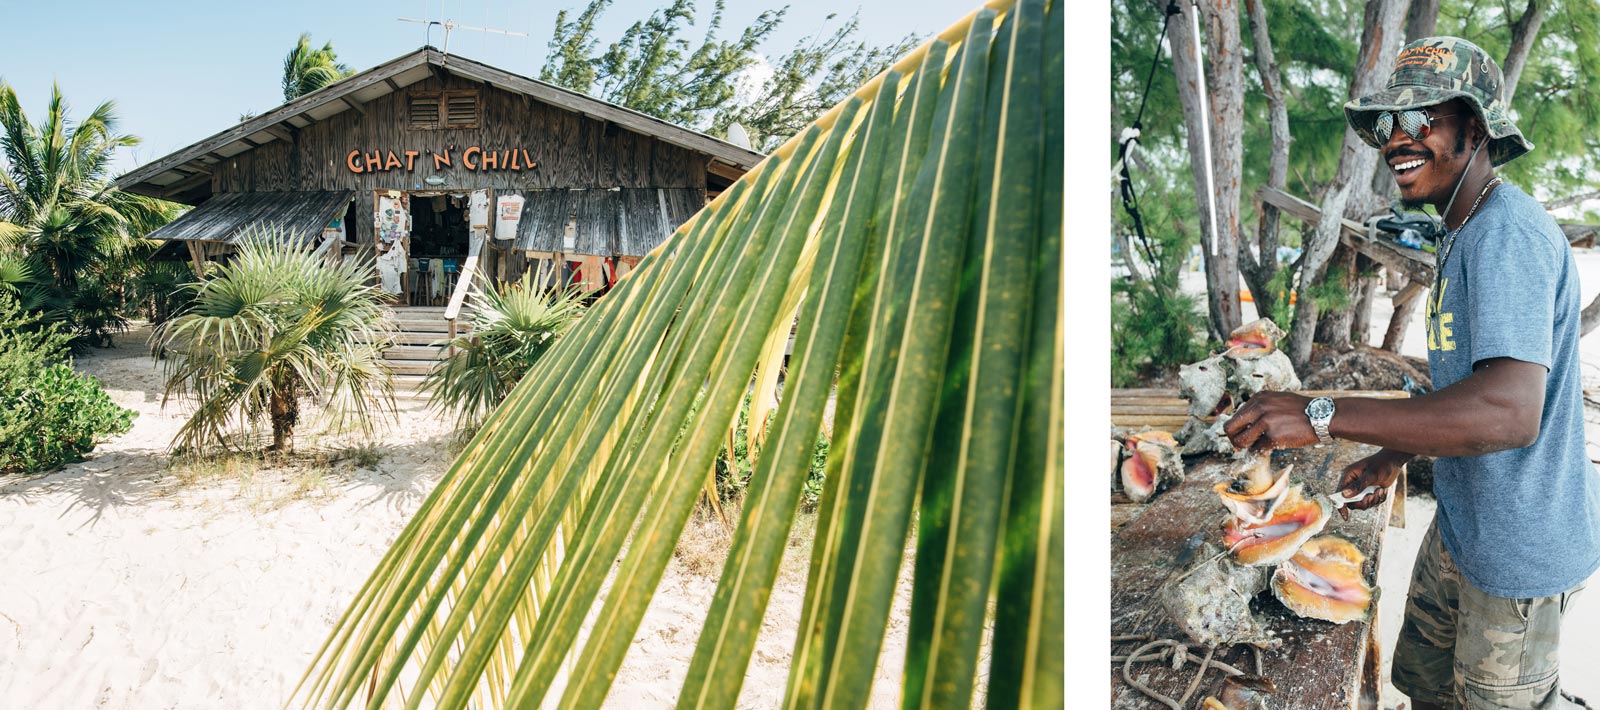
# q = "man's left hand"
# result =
<box><xmin>1223</xmin><ymin>391</ymin><xmax>1320</xmax><ymax>452</ymax></box>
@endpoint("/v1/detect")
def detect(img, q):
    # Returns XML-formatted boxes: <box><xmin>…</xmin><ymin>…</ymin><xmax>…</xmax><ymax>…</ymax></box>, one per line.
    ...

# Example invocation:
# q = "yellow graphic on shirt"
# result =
<box><xmin>1427</xmin><ymin>277</ymin><xmax>1456</xmax><ymax>351</ymax></box>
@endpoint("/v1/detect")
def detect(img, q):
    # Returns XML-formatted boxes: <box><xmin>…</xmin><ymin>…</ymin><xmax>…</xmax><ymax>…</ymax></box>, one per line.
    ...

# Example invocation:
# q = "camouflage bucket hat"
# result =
<box><xmin>1344</xmin><ymin>36</ymin><xmax>1533</xmax><ymax>167</ymax></box>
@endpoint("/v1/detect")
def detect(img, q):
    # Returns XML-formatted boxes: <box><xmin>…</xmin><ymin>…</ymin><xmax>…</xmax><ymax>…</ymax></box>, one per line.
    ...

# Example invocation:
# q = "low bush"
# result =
<box><xmin>0</xmin><ymin>296</ymin><xmax>135</xmax><ymax>473</ymax></box>
<box><xmin>715</xmin><ymin>394</ymin><xmax>830</xmax><ymax>511</ymax></box>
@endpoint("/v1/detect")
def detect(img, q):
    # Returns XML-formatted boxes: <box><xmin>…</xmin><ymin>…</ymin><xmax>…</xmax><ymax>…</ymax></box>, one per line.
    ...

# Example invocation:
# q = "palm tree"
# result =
<box><xmin>151</xmin><ymin>228</ymin><xmax>397</xmax><ymax>454</ymax></box>
<box><xmin>423</xmin><ymin>270</ymin><xmax>588</xmax><ymax>430</ymax></box>
<box><xmin>282</xmin><ymin>33</ymin><xmax>356</xmax><ymax>102</ymax></box>
<box><xmin>293</xmin><ymin>0</ymin><xmax>1061</xmax><ymax>707</ymax></box>
<box><xmin>0</xmin><ymin>82</ymin><xmax>175</xmax><ymax>340</ymax></box>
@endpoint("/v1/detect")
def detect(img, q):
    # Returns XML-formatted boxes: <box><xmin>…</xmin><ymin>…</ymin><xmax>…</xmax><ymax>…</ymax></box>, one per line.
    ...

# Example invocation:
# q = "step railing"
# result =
<box><xmin>443</xmin><ymin>253</ymin><xmax>480</xmax><ymax>355</ymax></box>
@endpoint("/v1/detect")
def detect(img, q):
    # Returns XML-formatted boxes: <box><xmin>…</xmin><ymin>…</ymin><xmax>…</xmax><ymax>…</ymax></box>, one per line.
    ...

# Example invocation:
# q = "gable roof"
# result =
<box><xmin>114</xmin><ymin>47</ymin><xmax>765</xmax><ymax>202</ymax></box>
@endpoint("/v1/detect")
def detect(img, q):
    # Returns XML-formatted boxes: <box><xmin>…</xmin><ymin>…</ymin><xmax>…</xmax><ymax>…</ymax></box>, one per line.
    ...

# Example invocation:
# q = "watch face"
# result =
<box><xmin>1307</xmin><ymin>398</ymin><xmax>1335</xmax><ymax>419</ymax></box>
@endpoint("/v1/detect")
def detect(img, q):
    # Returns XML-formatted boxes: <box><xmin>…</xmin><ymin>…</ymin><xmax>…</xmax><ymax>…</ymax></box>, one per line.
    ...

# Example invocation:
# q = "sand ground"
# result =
<box><xmin>0</xmin><ymin>324</ymin><xmax>914</xmax><ymax>709</ymax></box>
<box><xmin>1177</xmin><ymin>248</ymin><xmax>1600</xmax><ymax>705</ymax></box>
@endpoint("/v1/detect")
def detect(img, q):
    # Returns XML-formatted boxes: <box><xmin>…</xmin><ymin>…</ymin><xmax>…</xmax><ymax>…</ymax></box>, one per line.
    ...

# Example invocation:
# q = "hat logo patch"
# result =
<box><xmin>1397</xmin><ymin>45</ymin><xmax>1454</xmax><ymax>70</ymax></box>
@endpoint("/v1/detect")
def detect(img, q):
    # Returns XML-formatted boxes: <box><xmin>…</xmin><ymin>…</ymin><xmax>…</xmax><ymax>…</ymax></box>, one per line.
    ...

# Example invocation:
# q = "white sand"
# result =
<box><xmin>0</xmin><ymin>324</ymin><xmax>913</xmax><ymax>709</ymax></box>
<box><xmin>1180</xmin><ymin>248</ymin><xmax>1600</xmax><ymax>705</ymax></box>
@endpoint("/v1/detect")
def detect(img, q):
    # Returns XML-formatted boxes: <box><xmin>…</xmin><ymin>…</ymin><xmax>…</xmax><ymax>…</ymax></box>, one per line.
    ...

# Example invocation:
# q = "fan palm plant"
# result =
<box><xmin>151</xmin><ymin>229</ymin><xmax>397</xmax><ymax>454</ymax></box>
<box><xmin>294</xmin><ymin>0</ymin><xmax>1061</xmax><ymax>707</ymax></box>
<box><xmin>283</xmin><ymin>33</ymin><xmax>356</xmax><ymax>102</ymax></box>
<box><xmin>423</xmin><ymin>270</ymin><xmax>588</xmax><ymax>430</ymax></box>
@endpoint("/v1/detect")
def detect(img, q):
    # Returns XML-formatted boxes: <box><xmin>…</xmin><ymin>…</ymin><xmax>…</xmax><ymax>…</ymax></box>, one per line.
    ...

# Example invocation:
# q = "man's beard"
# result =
<box><xmin>1400</xmin><ymin>196</ymin><xmax>1427</xmax><ymax>210</ymax></box>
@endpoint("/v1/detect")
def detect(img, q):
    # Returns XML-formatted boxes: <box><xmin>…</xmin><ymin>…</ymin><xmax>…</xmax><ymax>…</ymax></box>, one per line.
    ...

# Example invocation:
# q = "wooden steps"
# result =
<box><xmin>376</xmin><ymin>306</ymin><xmax>469</xmax><ymax>398</ymax></box>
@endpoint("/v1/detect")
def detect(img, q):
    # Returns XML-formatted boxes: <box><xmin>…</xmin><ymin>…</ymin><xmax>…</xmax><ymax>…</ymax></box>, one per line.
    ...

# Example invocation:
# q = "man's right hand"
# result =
<box><xmin>1337</xmin><ymin>448</ymin><xmax>1414</xmax><ymax>511</ymax></box>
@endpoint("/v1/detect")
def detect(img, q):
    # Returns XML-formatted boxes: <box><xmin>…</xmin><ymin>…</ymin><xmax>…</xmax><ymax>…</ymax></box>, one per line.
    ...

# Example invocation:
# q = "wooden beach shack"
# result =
<box><xmin>115</xmin><ymin>46</ymin><xmax>762</xmax><ymax>392</ymax></box>
<box><xmin>114</xmin><ymin>46</ymin><xmax>761</xmax><ymax>296</ymax></box>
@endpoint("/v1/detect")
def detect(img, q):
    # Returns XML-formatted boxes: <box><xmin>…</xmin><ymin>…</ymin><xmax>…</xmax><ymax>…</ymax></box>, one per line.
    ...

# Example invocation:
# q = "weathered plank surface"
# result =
<box><xmin>1110</xmin><ymin>389</ymin><xmax>1407</xmax><ymax>431</ymax></box>
<box><xmin>1110</xmin><ymin>443</ymin><xmax>1393</xmax><ymax>709</ymax></box>
<box><xmin>1258</xmin><ymin>186</ymin><xmax>1434</xmax><ymax>285</ymax></box>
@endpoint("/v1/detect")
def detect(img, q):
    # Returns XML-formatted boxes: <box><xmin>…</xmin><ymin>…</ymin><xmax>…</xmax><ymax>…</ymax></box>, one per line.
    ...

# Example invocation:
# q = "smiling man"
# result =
<box><xmin>1223</xmin><ymin>37</ymin><xmax>1600</xmax><ymax>709</ymax></box>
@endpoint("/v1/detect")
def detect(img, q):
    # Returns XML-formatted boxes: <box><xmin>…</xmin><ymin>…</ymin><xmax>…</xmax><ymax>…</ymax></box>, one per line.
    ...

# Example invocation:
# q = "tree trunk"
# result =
<box><xmin>1349</xmin><ymin>255</ymin><xmax>1380</xmax><ymax>345</ymax></box>
<box><xmin>1583</xmin><ymin>296</ymin><xmax>1600</xmax><ymax>337</ymax></box>
<box><xmin>1288</xmin><ymin>0</ymin><xmax>1410</xmax><ymax>371</ymax></box>
<box><xmin>1316</xmin><ymin>245</ymin><xmax>1358</xmax><ymax>348</ymax></box>
<box><xmin>1502</xmin><ymin>0</ymin><xmax>1546</xmax><ymax>103</ymax></box>
<box><xmin>1404</xmin><ymin>0</ymin><xmax>1439</xmax><ymax>41</ymax></box>
<box><xmin>1384</xmin><ymin>278</ymin><xmax>1428</xmax><ymax>351</ymax></box>
<box><xmin>270</xmin><ymin>379</ymin><xmax>299</xmax><ymax>454</ymax></box>
<box><xmin>1241</xmin><ymin>0</ymin><xmax>1288</xmax><ymax>325</ymax></box>
<box><xmin>1166</xmin><ymin>0</ymin><xmax>1245</xmax><ymax>342</ymax></box>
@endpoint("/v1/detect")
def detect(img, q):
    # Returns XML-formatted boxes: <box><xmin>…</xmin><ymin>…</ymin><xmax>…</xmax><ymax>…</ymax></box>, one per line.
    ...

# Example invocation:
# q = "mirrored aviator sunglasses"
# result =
<box><xmin>1374</xmin><ymin>109</ymin><xmax>1460</xmax><ymax>144</ymax></box>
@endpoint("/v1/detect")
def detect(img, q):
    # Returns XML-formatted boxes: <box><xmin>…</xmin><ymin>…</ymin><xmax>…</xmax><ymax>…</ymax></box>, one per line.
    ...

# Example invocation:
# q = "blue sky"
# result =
<box><xmin>0</xmin><ymin>0</ymin><xmax>982</xmax><ymax>175</ymax></box>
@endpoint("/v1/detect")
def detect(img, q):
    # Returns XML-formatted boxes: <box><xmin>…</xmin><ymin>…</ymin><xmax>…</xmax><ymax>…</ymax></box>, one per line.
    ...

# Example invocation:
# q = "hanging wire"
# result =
<box><xmin>1116</xmin><ymin>0</ymin><xmax>1183</xmax><ymax>281</ymax></box>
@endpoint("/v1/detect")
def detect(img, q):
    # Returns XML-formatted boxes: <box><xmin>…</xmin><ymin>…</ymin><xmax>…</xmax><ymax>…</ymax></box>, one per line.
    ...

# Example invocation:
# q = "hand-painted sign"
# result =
<box><xmin>346</xmin><ymin>147</ymin><xmax>538</xmax><ymax>174</ymax></box>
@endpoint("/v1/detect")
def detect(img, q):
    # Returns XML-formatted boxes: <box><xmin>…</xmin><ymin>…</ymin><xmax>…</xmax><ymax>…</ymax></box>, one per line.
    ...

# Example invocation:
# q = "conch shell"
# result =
<box><xmin>1229</xmin><ymin>350</ymin><xmax>1301</xmax><ymax>397</ymax></box>
<box><xmin>1179</xmin><ymin>355</ymin><xmax>1233</xmax><ymax>418</ymax></box>
<box><xmin>1120</xmin><ymin>430</ymin><xmax>1183</xmax><ymax>503</ymax></box>
<box><xmin>1272</xmin><ymin>535</ymin><xmax>1374</xmax><ymax>624</ymax></box>
<box><xmin>1222</xmin><ymin>489</ymin><xmax>1331</xmax><ymax>566</ymax></box>
<box><xmin>1214</xmin><ymin>456</ymin><xmax>1295</xmax><ymax>526</ymax></box>
<box><xmin>1179</xmin><ymin>413</ymin><xmax>1234</xmax><ymax>456</ymax></box>
<box><xmin>1159</xmin><ymin>542</ymin><xmax>1275</xmax><ymax>647</ymax></box>
<box><xmin>1223</xmin><ymin>318</ymin><xmax>1287</xmax><ymax>360</ymax></box>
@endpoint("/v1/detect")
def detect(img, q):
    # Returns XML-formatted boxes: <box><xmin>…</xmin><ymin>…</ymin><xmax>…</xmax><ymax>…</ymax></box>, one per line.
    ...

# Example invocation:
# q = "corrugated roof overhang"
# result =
<box><xmin>145</xmin><ymin>191</ymin><xmax>354</xmax><ymax>244</ymax></box>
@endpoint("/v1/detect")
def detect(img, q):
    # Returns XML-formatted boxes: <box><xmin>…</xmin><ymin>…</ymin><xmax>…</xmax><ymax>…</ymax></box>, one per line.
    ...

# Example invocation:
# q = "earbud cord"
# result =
<box><xmin>1439</xmin><ymin>139</ymin><xmax>1487</xmax><ymax>232</ymax></box>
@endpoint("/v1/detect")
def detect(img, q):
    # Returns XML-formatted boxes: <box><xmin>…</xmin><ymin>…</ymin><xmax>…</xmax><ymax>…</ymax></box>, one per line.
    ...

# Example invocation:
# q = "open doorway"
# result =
<box><xmin>376</xmin><ymin>191</ymin><xmax>481</xmax><ymax>306</ymax></box>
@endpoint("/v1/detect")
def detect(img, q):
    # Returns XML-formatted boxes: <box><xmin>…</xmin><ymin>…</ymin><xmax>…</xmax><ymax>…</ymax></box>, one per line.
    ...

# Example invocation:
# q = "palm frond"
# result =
<box><xmin>293</xmin><ymin>1</ymin><xmax>1060</xmax><ymax>707</ymax></box>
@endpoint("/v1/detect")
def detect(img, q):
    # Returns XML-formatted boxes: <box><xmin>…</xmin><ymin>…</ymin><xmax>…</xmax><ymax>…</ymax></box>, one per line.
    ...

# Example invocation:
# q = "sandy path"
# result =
<box><xmin>0</xmin><ymin>324</ymin><xmax>914</xmax><ymax>709</ymax></box>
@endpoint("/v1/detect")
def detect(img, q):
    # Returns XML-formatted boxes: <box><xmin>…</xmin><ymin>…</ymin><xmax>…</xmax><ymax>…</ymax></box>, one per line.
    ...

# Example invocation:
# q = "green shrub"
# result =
<box><xmin>1111</xmin><ymin>278</ymin><xmax>1208</xmax><ymax>387</ymax></box>
<box><xmin>0</xmin><ymin>297</ymin><xmax>135</xmax><ymax>473</ymax></box>
<box><xmin>715</xmin><ymin>393</ymin><xmax>830</xmax><ymax>511</ymax></box>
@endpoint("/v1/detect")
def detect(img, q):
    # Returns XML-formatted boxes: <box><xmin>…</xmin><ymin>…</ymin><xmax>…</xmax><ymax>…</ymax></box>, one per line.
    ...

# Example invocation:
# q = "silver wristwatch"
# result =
<box><xmin>1305</xmin><ymin>396</ymin><xmax>1336</xmax><ymax>445</ymax></box>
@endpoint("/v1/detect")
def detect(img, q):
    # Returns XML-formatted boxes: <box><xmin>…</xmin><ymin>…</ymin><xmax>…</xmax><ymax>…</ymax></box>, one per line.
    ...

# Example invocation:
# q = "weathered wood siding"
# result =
<box><xmin>208</xmin><ymin>74</ymin><xmax>708</xmax><ymax>245</ymax></box>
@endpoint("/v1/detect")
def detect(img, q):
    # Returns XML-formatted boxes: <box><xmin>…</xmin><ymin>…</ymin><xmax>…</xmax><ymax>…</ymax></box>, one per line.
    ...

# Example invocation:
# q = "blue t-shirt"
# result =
<box><xmin>1425</xmin><ymin>182</ymin><xmax>1600</xmax><ymax>598</ymax></box>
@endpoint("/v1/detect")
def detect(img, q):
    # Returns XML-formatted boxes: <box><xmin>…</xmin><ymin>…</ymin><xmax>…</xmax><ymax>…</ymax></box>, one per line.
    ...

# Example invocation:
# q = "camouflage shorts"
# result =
<box><xmin>1392</xmin><ymin>521</ymin><xmax>1587</xmax><ymax>708</ymax></box>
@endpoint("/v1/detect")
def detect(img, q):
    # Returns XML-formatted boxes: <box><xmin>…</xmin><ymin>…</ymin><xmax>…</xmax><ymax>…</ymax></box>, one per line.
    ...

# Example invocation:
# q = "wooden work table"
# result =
<box><xmin>1111</xmin><ymin>389</ymin><xmax>1406</xmax><ymax>709</ymax></box>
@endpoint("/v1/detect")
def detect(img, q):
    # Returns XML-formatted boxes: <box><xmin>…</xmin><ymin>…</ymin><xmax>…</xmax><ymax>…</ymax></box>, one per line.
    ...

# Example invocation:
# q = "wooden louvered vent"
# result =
<box><xmin>409</xmin><ymin>90</ymin><xmax>477</xmax><ymax>130</ymax></box>
<box><xmin>409</xmin><ymin>93</ymin><xmax>441</xmax><ymax>129</ymax></box>
<box><xmin>444</xmin><ymin>92</ymin><xmax>479</xmax><ymax>128</ymax></box>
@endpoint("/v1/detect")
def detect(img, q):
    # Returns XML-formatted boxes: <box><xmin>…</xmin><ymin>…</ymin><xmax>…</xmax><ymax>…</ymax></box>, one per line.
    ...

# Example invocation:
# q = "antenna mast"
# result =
<box><xmin>396</xmin><ymin>17</ymin><xmax>528</xmax><ymax>54</ymax></box>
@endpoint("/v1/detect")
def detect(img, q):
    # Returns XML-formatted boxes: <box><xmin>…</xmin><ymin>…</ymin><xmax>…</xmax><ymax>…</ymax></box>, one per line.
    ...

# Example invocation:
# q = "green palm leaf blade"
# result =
<box><xmin>379</xmin><ymin>177</ymin><xmax>762</xmax><ymax>709</ymax></box>
<box><xmin>809</xmin><ymin>9</ymin><xmax>998</xmax><ymax>707</ymax></box>
<box><xmin>294</xmin><ymin>1</ymin><xmax>1062</xmax><ymax>707</ymax></box>
<box><xmin>554</xmin><ymin>120</ymin><xmax>849</xmax><ymax>709</ymax></box>
<box><xmin>901</xmin><ymin>1</ymin><xmax>1044</xmax><ymax>707</ymax></box>
<box><xmin>784</xmin><ymin>37</ymin><xmax>953</xmax><ymax>710</ymax></box>
<box><xmin>987</xmin><ymin>0</ymin><xmax>1062</xmax><ymax>707</ymax></box>
<box><xmin>492</xmin><ymin>139</ymin><xmax>822</xmax><ymax>708</ymax></box>
<box><xmin>676</xmin><ymin>85</ymin><xmax>895</xmax><ymax>709</ymax></box>
<box><xmin>317</xmin><ymin>201</ymin><xmax>730</xmax><ymax>708</ymax></box>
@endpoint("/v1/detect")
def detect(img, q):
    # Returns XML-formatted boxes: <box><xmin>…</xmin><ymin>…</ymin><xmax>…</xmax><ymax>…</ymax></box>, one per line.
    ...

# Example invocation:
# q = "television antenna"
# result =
<box><xmin>397</xmin><ymin>17</ymin><xmax>528</xmax><ymax>54</ymax></box>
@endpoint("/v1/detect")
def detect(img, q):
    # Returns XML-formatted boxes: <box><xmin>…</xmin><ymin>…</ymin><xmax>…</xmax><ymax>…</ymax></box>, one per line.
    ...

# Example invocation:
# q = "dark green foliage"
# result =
<box><xmin>714</xmin><ymin>392</ymin><xmax>830</xmax><ymax>511</ymax></box>
<box><xmin>130</xmin><ymin>261</ymin><xmax>200</xmax><ymax>325</ymax></box>
<box><xmin>540</xmin><ymin>0</ymin><xmax>783</xmax><ymax>128</ymax></box>
<box><xmin>0</xmin><ymin>80</ymin><xmax>179</xmax><ymax>348</ymax></box>
<box><xmin>0</xmin><ymin>296</ymin><xmax>135</xmax><ymax>473</ymax></box>
<box><xmin>712</xmin><ymin>13</ymin><xmax>921</xmax><ymax>151</ymax></box>
<box><xmin>538</xmin><ymin>0</ymin><xmax>915</xmax><ymax>150</ymax></box>
<box><xmin>1113</xmin><ymin>0</ymin><xmax>1600</xmax><ymax>368</ymax></box>
<box><xmin>1112</xmin><ymin>150</ymin><xmax>1209</xmax><ymax>386</ymax></box>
